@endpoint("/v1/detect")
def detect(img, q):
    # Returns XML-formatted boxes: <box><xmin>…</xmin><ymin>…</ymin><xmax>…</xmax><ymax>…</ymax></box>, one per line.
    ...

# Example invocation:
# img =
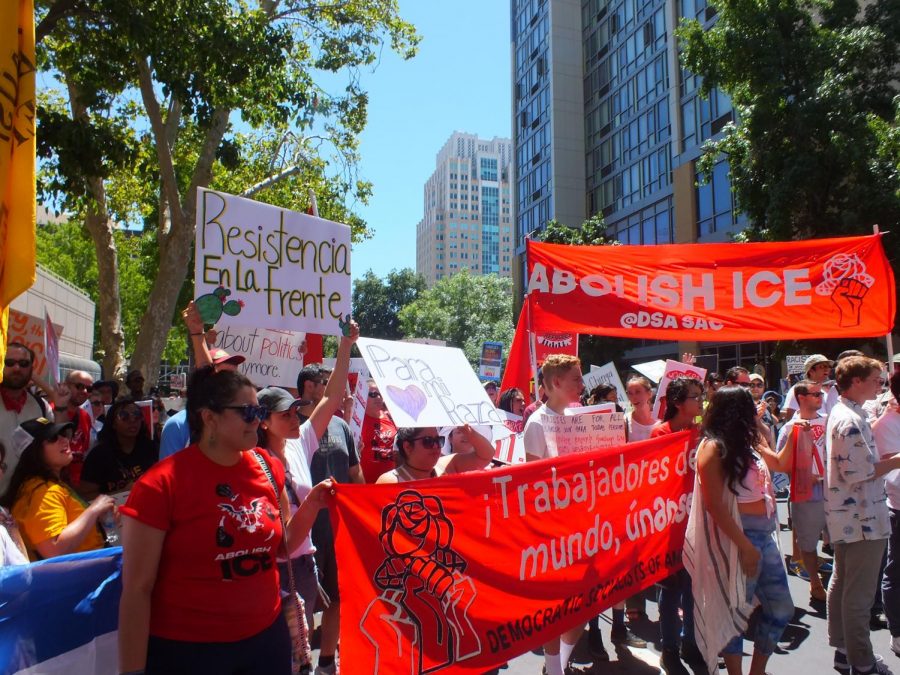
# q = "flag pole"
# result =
<box><xmin>524</xmin><ymin>237</ymin><xmax>540</xmax><ymax>400</ymax></box>
<box><xmin>874</xmin><ymin>224</ymin><xmax>895</xmax><ymax>365</ymax></box>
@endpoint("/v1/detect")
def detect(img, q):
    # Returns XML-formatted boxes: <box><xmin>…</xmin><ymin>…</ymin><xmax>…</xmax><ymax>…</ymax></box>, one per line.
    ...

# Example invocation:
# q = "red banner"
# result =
<box><xmin>331</xmin><ymin>432</ymin><xmax>694</xmax><ymax>673</ymax></box>
<box><xmin>527</xmin><ymin>234</ymin><xmax>895</xmax><ymax>340</ymax></box>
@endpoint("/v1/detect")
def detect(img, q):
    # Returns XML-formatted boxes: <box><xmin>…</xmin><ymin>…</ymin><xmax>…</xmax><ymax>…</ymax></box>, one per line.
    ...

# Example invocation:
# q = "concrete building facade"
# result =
<box><xmin>416</xmin><ymin>132</ymin><xmax>515</xmax><ymax>286</ymax></box>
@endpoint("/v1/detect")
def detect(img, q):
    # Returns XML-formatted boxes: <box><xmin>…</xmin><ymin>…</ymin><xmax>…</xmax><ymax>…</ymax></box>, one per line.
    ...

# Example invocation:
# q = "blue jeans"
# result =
<box><xmin>658</xmin><ymin>568</ymin><xmax>695</xmax><ymax>649</ymax></box>
<box><xmin>723</xmin><ymin>513</ymin><xmax>794</xmax><ymax>656</ymax></box>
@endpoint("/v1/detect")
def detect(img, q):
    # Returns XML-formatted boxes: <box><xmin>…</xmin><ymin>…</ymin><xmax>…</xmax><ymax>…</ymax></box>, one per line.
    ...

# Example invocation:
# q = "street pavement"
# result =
<box><xmin>312</xmin><ymin>498</ymin><xmax>898</xmax><ymax>674</ymax></box>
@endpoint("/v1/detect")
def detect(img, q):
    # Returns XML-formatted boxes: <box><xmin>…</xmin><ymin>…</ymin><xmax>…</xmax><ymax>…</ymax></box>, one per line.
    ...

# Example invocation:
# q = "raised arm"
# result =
<box><xmin>182</xmin><ymin>301</ymin><xmax>212</xmax><ymax>368</ymax></box>
<box><xmin>307</xmin><ymin>321</ymin><xmax>360</xmax><ymax>439</ymax></box>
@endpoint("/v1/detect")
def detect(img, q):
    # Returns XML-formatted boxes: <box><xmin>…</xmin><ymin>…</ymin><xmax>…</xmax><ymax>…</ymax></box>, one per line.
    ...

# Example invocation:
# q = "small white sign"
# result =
<box><xmin>786</xmin><ymin>355</ymin><xmax>806</xmax><ymax>376</ymax></box>
<box><xmin>583</xmin><ymin>362</ymin><xmax>627</xmax><ymax>410</ymax></box>
<box><xmin>543</xmin><ymin>410</ymin><xmax>626</xmax><ymax>456</ymax></box>
<box><xmin>212</xmin><ymin>324</ymin><xmax>306</xmax><ymax>388</ymax></box>
<box><xmin>357</xmin><ymin>336</ymin><xmax>505</xmax><ymax>428</ymax></box>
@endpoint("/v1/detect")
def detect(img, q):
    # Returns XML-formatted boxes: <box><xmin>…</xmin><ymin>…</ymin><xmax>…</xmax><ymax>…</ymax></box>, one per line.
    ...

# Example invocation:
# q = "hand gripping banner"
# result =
<box><xmin>331</xmin><ymin>432</ymin><xmax>694</xmax><ymax>673</ymax></box>
<box><xmin>526</xmin><ymin>234</ymin><xmax>895</xmax><ymax>341</ymax></box>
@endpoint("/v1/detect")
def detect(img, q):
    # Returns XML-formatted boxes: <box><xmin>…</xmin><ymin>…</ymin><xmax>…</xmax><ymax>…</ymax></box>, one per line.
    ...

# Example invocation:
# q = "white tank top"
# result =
<box><xmin>734</xmin><ymin>452</ymin><xmax>775</xmax><ymax>517</ymax></box>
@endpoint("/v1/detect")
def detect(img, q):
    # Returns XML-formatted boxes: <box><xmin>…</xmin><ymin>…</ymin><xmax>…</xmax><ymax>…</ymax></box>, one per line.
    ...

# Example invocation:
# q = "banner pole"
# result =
<box><xmin>526</xmin><ymin>295</ymin><xmax>540</xmax><ymax>403</ymax></box>
<box><xmin>874</xmin><ymin>224</ymin><xmax>895</xmax><ymax>365</ymax></box>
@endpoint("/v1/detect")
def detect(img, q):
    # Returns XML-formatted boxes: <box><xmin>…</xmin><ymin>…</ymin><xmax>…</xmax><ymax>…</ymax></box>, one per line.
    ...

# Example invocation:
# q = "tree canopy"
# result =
<box><xmin>398</xmin><ymin>271</ymin><xmax>515</xmax><ymax>367</ymax></box>
<box><xmin>352</xmin><ymin>268</ymin><xmax>426</xmax><ymax>340</ymax></box>
<box><xmin>35</xmin><ymin>0</ymin><xmax>419</xmax><ymax>380</ymax></box>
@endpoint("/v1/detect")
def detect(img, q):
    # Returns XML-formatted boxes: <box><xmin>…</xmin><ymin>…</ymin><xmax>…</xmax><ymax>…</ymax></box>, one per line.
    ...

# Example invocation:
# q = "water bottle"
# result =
<box><xmin>100</xmin><ymin>512</ymin><xmax>120</xmax><ymax>545</ymax></box>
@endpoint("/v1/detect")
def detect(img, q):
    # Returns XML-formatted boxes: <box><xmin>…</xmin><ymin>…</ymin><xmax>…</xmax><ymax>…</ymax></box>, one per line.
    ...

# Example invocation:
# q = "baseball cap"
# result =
<box><xmin>13</xmin><ymin>418</ymin><xmax>75</xmax><ymax>456</ymax></box>
<box><xmin>209</xmin><ymin>348</ymin><xmax>246</xmax><ymax>367</ymax></box>
<box><xmin>749</xmin><ymin>373</ymin><xmax>764</xmax><ymax>383</ymax></box>
<box><xmin>803</xmin><ymin>354</ymin><xmax>832</xmax><ymax>374</ymax></box>
<box><xmin>257</xmin><ymin>387</ymin><xmax>310</xmax><ymax>412</ymax></box>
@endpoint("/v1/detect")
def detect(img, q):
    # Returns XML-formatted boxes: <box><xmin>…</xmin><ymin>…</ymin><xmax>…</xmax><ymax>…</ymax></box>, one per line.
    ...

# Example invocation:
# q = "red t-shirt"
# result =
<box><xmin>359</xmin><ymin>413</ymin><xmax>398</xmax><ymax>484</ymax></box>
<box><xmin>66</xmin><ymin>407</ymin><xmax>93</xmax><ymax>487</ymax></box>
<box><xmin>650</xmin><ymin>421</ymin><xmax>700</xmax><ymax>449</ymax></box>
<box><xmin>120</xmin><ymin>444</ymin><xmax>285</xmax><ymax>642</ymax></box>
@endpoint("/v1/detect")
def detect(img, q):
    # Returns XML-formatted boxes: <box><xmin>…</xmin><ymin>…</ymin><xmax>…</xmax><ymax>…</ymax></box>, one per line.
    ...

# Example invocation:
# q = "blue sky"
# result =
<box><xmin>350</xmin><ymin>0</ymin><xmax>512</xmax><ymax>279</ymax></box>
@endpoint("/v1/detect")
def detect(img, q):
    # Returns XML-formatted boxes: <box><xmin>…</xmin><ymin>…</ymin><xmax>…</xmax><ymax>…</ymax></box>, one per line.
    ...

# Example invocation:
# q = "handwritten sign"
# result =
<box><xmin>7</xmin><ymin>309</ymin><xmax>63</xmax><ymax>378</ymax></box>
<box><xmin>212</xmin><ymin>324</ymin><xmax>306</xmax><ymax>388</ymax></box>
<box><xmin>651</xmin><ymin>359</ymin><xmax>707</xmax><ymax>421</ymax></box>
<box><xmin>544</xmin><ymin>411</ymin><xmax>627</xmax><ymax>456</ymax></box>
<box><xmin>786</xmin><ymin>355</ymin><xmax>806</xmax><ymax>376</ymax></box>
<box><xmin>43</xmin><ymin>308</ymin><xmax>60</xmax><ymax>387</ymax></box>
<box><xmin>357</xmin><ymin>337</ymin><xmax>504</xmax><ymax>428</ymax></box>
<box><xmin>194</xmin><ymin>188</ymin><xmax>352</xmax><ymax>335</ymax></box>
<box><xmin>584</xmin><ymin>362</ymin><xmax>627</xmax><ymax>410</ymax></box>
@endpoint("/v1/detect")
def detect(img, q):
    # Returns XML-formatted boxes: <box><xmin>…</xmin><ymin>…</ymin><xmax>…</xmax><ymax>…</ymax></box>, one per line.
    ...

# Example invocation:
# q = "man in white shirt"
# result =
<box><xmin>872</xmin><ymin>371</ymin><xmax>900</xmax><ymax>658</ymax></box>
<box><xmin>522</xmin><ymin>354</ymin><xmax>585</xmax><ymax>675</ymax></box>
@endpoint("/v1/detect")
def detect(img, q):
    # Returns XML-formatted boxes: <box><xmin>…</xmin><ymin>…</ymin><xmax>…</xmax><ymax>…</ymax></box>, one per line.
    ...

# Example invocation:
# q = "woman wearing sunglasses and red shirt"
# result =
<box><xmin>375</xmin><ymin>425</ymin><xmax>495</xmax><ymax>483</ymax></box>
<box><xmin>116</xmin><ymin>354</ymin><xmax>347</xmax><ymax>674</ymax></box>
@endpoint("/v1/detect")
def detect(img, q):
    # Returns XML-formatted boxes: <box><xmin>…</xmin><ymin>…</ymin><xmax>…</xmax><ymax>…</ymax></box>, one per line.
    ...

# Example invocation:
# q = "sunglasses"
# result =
<box><xmin>411</xmin><ymin>435</ymin><xmax>445</xmax><ymax>449</ymax></box>
<box><xmin>116</xmin><ymin>409</ymin><xmax>144</xmax><ymax>421</ymax></box>
<box><xmin>800</xmin><ymin>391</ymin><xmax>824</xmax><ymax>398</ymax></box>
<box><xmin>368</xmin><ymin>391</ymin><xmax>383</xmax><ymax>399</ymax></box>
<box><xmin>220</xmin><ymin>404</ymin><xmax>269</xmax><ymax>423</ymax></box>
<box><xmin>68</xmin><ymin>382</ymin><xmax>92</xmax><ymax>391</ymax></box>
<box><xmin>4</xmin><ymin>358</ymin><xmax>31</xmax><ymax>368</ymax></box>
<box><xmin>749</xmin><ymin>382</ymin><xmax>764</xmax><ymax>388</ymax></box>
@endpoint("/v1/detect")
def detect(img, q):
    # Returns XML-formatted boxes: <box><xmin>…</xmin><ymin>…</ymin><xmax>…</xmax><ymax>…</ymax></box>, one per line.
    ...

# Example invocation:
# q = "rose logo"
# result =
<box><xmin>538</xmin><ymin>332</ymin><xmax>573</xmax><ymax>348</ymax></box>
<box><xmin>815</xmin><ymin>254</ymin><xmax>875</xmax><ymax>327</ymax></box>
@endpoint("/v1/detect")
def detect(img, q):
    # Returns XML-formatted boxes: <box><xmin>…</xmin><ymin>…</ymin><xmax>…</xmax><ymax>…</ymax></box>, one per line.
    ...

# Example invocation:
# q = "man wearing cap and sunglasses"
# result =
<box><xmin>0</xmin><ymin>342</ymin><xmax>52</xmax><ymax>493</ymax></box>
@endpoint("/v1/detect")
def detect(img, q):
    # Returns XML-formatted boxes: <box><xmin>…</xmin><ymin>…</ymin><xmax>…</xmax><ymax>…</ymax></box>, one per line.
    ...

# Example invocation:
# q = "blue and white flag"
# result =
<box><xmin>0</xmin><ymin>548</ymin><xmax>122</xmax><ymax>674</ymax></box>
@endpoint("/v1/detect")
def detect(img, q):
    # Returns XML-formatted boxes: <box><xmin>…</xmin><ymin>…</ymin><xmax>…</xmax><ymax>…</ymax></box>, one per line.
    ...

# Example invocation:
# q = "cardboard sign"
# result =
<box><xmin>632</xmin><ymin>359</ymin><xmax>667</xmax><ymax>384</ymax></box>
<box><xmin>479</xmin><ymin>341</ymin><xmax>503</xmax><ymax>382</ymax></box>
<box><xmin>544</xmin><ymin>410</ymin><xmax>626</xmax><ymax>456</ymax></box>
<box><xmin>584</xmin><ymin>363</ymin><xmax>627</xmax><ymax>410</ymax></box>
<box><xmin>212</xmin><ymin>323</ymin><xmax>306</xmax><ymax>388</ymax></box>
<box><xmin>43</xmin><ymin>308</ymin><xmax>60</xmax><ymax>387</ymax></box>
<box><xmin>651</xmin><ymin>360</ymin><xmax>707</xmax><ymax>421</ymax></box>
<box><xmin>7</xmin><ymin>309</ymin><xmax>63</xmax><ymax>378</ymax></box>
<box><xmin>332</xmin><ymin>432</ymin><xmax>694</xmax><ymax>673</ymax></box>
<box><xmin>786</xmin><ymin>355</ymin><xmax>806</xmax><ymax>376</ymax></box>
<box><xmin>357</xmin><ymin>337</ymin><xmax>505</xmax><ymax>428</ymax></box>
<box><xmin>194</xmin><ymin>188</ymin><xmax>352</xmax><ymax>335</ymax></box>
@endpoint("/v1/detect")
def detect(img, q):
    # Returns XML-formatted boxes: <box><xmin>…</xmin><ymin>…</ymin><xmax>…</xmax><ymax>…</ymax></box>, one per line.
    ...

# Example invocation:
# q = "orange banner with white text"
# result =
<box><xmin>331</xmin><ymin>432</ymin><xmax>694</xmax><ymax>673</ymax></box>
<box><xmin>527</xmin><ymin>235</ymin><xmax>895</xmax><ymax>340</ymax></box>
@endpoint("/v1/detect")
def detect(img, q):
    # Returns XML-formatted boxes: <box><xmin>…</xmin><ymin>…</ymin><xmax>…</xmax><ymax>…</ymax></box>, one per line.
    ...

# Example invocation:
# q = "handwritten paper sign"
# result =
<box><xmin>584</xmin><ymin>363</ymin><xmax>627</xmax><ymax>410</ymax></box>
<box><xmin>786</xmin><ymin>355</ymin><xmax>806</xmax><ymax>376</ymax></box>
<box><xmin>544</xmin><ymin>410</ymin><xmax>627</xmax><ymax>456</ymax></box>
<box><xmin>357</xmin><ymin>337</ymin><xmax>505</xmax><ymax>428</ymax></box>
<box><xmin>212</xmin><ymin>324</ymin><xmax>306</xmax><ymax>388</ymax></box>
<box><xmin>8</xmin><ymin>309</ymin><xmax>63</xmax><ymax>378</ymax></box>
<box><xmin>43</xmin><ymin>308</ymin><xmax>60</xmax><ymax>387</ymax></box>
<box><xmin>651</xmin><ymin>359</ymin><xmax>707</xmax><ymax>421</ymax></box>
<box><xmin>194</xmin><ymin>188</ymin><xmax>351</xmax><ymax>335</ymax></box>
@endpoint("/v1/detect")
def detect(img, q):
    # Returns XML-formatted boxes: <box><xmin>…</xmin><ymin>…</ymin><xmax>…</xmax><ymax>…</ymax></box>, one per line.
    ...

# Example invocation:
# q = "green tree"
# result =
<box><xmin>35</xmin><ymin>0</ymin><xmax>419</xmax><ymax>382</ymax></box>
<box><xmin>352</xmin><ymin>269</ymin><xmax>426</xmax><ymax>340</ymax></box>
<box><xmin>678</xmin><ymin>0</ymin><xmax>900</xmax><ymax>243</ymax></box>
<box><xmin>398</xmin><ymin>271</ymin><xmax>515</xmax><ymax>367</ymax></box>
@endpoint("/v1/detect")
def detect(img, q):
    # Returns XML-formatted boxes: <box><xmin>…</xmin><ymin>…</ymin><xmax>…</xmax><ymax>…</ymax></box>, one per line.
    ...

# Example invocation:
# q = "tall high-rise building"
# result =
<box><xmin>416</xmin><ymin>132</ymin><xmax>515</xmax><ymax>286</ymax></box>
<box><xmin>512</xmin><ymin>0</ymin><xmax>759</xmax><ymax>369</ymax></box>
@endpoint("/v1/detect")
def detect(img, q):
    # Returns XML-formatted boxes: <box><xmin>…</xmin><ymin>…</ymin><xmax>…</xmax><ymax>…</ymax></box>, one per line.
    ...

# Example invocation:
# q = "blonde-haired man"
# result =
<box><xmin>523</xmin><ymin>353</ymin><xmax>585</xmax><ymax>674</ymax></box>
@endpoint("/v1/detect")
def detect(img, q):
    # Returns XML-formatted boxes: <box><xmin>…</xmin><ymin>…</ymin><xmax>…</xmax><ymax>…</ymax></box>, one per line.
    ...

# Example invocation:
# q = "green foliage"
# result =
<box><xmin>398</xmin><ymin>271</ymin><xmax>514</xmax><ymax>367</ymax></box>
<box><xmin>540</xmin><ymin>214</ymin><xmax>620</xmax><ymax>246</ymax></box>
<box><xmin>34</xmin><ymin>221</ymin><xmax>190</xmax><ymax>364</ymax></box>
<box><xmin>677</xmin><ymin>0</ymin><xmax>900</xmax><ymax>242</ymax></box>
<box><xmin>352</xmin><ymin>268</ymin><xmax>426</xmax><ymax>340</ymax></box>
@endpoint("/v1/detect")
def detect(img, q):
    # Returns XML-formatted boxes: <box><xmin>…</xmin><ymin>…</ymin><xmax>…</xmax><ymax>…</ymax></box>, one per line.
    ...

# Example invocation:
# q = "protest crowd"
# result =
<box><xmin>2</xmin><ymin>289</ymin><xmax>900</xmax><ymax>675</ymax></box>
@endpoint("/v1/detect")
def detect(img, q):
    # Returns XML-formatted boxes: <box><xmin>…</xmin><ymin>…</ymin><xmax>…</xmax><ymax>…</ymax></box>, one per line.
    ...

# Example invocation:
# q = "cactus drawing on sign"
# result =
<box><xmin>195</xmin><ymin>287</ymin><xmax>244</xmax><ymax>330</ymax></box>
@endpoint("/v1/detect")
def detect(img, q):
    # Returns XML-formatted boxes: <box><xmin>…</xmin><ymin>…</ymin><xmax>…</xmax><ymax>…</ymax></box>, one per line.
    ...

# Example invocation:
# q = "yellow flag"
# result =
<box><xmin>0</xmin><ymin>0</ymin><xmax>37</xmax><ymax>381</ymax></box>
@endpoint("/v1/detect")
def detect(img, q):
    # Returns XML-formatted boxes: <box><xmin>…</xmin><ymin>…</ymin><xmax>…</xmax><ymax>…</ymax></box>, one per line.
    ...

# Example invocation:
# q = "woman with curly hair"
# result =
<box><xmin>686</xmin><ymin>385</ymin><xmax>796</xmax><ymax>675</ymax></box>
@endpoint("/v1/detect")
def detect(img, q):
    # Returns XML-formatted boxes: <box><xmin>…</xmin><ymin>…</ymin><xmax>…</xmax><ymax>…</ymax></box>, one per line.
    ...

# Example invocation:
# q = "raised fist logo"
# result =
<box><xmin>815</xmin><ymin>254</ymin><xmax>875</xmax><ymax>327</ymax></box>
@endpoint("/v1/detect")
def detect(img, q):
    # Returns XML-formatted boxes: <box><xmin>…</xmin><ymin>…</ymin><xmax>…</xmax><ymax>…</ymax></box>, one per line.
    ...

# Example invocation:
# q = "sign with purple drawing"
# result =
<box><xmin>356</xmin><ymin>337</ymin><xmax>507</xmax><ymax>428</ymax></box>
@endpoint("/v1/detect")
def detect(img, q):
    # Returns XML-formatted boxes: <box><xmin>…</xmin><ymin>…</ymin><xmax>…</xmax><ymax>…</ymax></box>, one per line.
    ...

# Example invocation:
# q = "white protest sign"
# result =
<box><xmin>347</xmin><ymin>372</ymin><xmax>368</xmax><ymax>448</ymax></box>
<box><xmin>323</xmin><ymin>357</ymin><xmax>370</xmax><ymax>380</ymax></box>
<box><xmin>494</xmin><ymin>433</ymin><xmax>526</xmax><ymax>465</ymax></box>
<box><xmin>357</xmin><ymin>336</ymin><xmax>504</xmax><ymax>428</ymax></box>
<box><xmin>583</xmin><ymin>362</ymin><xmax>627</xmax><ymax>410</ymax></box>
<box><xmin>786</xmin><ymin>355</ymin><xmax>806</xmax><ymax>376</ymax></box>
<box><xmin>651</xmin><ymin>359</ymin><xmax>707</xmax><ymax>421</ymax></box>
<box><xmin>544</xmin><ymin>411</ymin><xmax>626</xmax><ymax>456</ymax></box>
<box><xmin>194</xmin><ymin>188</ymin><xmax>351</xmax><ymax>335</ymax></box>
<box><xmin>212</xmin><ymin>324</ymin><xmax>306</xmax><ymax>388</ymax></box>
<box><xmin>632</xmin><ymin>359</ymin><xmax>667</xmax><ymax>384</ymax></box>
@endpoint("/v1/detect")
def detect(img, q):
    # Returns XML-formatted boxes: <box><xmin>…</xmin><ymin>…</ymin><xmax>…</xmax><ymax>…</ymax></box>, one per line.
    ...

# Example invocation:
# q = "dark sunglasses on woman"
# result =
<box><xmin>412</xmin><ymin>435</ymin><xmax>445</xmax><ymax>449</ymax></box>
<box><xmin>221</xmin><ymin>404</ymin><xmax>269</xmax><ymax>423</ymax></box>
<box><xmin>116</xmin><ymin>410</ymin><xmax>144</xmax><ymax>421</ymax></box>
